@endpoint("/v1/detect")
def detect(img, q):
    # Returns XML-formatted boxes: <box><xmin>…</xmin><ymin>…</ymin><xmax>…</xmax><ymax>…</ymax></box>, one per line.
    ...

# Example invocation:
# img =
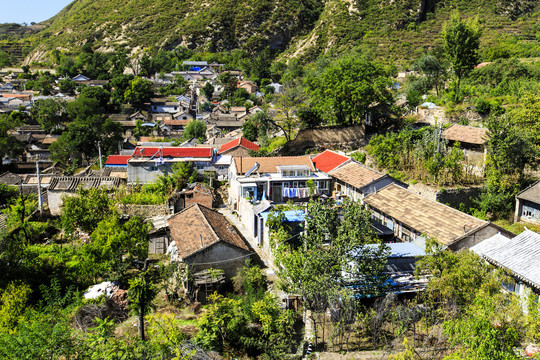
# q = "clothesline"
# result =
<box><xmin>282</xmin><ymin>186</ymin><xmax>320</xmax><ymax>198</ymax></box>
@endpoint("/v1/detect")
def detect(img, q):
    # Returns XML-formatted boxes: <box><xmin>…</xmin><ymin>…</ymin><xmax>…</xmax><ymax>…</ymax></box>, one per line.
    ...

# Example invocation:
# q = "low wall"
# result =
<box><xmin>285</xmin><ymin>125</ymin><xmax>366</xmax><ymax>155</ymax></box>
<box><xmin>407</xmin><ymin>183</ymin><xmax>482</xmax><ymax>209</ymax></box>
<box><xmin>117</xmin><ymin>204</ymin><xmax>169</xmax><ymax>218</ymax></box>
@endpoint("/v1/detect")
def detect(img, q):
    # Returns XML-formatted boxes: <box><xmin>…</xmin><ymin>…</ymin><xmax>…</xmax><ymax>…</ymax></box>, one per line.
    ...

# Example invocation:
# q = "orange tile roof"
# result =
<box><xmin>168</xmin><ymin>204</ymin><xmax>249</xmax><ymax>258</ymax></box>
<box><xmin>442</xmin><ymin>124</ymin><xmax>488</xmax><ymax>145</ymax></box>
<box><xmin>219</xmin><ymin>137</ymin><xmax>259</xmax><ymax>154</ymax></box>
<box><xmin>329</xmin><ymin>162</ymin><xmax>384</xmax><ymax>189</ymax></box>
<box><xmin>312</xmin><ymin>150</ymin><xmax>350</xmax><ymax>173</ymax></box>
<box><xmin>234</xmin><ymin>156</ymin><xmax>315</xmax><ymax>174</ymax></box>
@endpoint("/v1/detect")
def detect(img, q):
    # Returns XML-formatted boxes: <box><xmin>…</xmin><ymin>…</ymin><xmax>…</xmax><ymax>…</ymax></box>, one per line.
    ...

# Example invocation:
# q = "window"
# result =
<box><xmin>319</xmin><ymin>181</ymin><xmax>329</xmax><ymax>190</ymax></box>
<box><xmin>196</xmin><ymin>165</ymin><xmax>204</xmax><ymax>170</ymax></box>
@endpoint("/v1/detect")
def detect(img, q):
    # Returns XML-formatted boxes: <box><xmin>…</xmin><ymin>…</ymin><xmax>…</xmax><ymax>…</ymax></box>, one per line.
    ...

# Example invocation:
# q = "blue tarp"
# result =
<box><xmin>260</xmin><ymin>210</ymin><xmax>305</xmax><ymax>223</ymax></box>
<box><xmin>420</xmin><ymin>102</ymin><xmax>437</xmax><ymax>109</ymax></box>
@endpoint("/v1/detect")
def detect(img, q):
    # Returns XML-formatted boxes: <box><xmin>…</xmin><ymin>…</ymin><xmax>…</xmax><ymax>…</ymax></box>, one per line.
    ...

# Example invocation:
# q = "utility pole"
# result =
<box><xmin>98</xmin><ymin>141</ymin><xmax>103</xmax><ymax>172</ymax></box>
<box><xmin>36</xmin><ymin>160</ymin><xmax>43</xmax><ymax>217</ymax></box>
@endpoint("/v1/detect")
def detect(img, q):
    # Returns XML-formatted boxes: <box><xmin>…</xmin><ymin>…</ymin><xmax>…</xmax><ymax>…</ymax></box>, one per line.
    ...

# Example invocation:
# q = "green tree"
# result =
<box><xmin>306</xmin><ymin>55</ymin><xmax>393</xmax><ymax>125</ymax></box>
<box><xmin>183</xmin><ymin>120</ymin><xmax>206</xmax><ymax>142</ymax></box>
<box><xmin>128</xmin><ymin>269</ymin><xmax>157</xmax><ymax>341</ymax></box>
<box><xmin>110</xmin><ymin>74</ymin><xmax>135</xmax><ymax>106</ymax></box>
<box><xmin>413</xmin><ymin>53</ymin><xmax>447</xmax><ymax>97</ymax></box>
<box><xmin>88</xmin><ymin>215</ymin><xmax>149</xmax><ymax>279</ymax></box>
<box><xmin>442</xmin><ymin>12</ymin><xmax>481</xmax><ymax>102</ymax></box>
<box><xmin>0</xmin><ymin>114</ymin><xmax>24</xmax><ymax>165</ymax></box>
<box><xmin>30</xmin><ymin>98</ymin><xmax>67</xmax><ymax>133</ymax></box>
<box><xmin>58</xmin><ymin>78</ymin><xmax>76</xmax><ymax>95</ymax></box>
<box><xmin>78</xmin><ymin>86</ymin><xmax>111</xmax><ymax>109</ymax></box>
<box><xmin>273</xmin><ymin>199</ymin><xmax>387</xmax><ymax>347</ymax></box>
<box><xmin>60</xmin><ymin>187</ymin><xmax>113</xmax><ymax>235</ymax></box>
<box><xmin>124</xmin><ymin>77</ymin><xmax>154</xmax><ymax>107</ymax></box>
<box><xmin>202</xmin><ymin>82</ymin><xmax>215</xmax><ymax>100</ymax></box>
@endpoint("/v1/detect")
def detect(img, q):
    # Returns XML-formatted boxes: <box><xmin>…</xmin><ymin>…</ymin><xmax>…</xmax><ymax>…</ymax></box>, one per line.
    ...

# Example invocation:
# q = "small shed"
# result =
<box><xmin>168</xmin><ymin>204</ymin><xmax>251</xmax><ymax>278</ymax></box>
<box><xmin>515</xmin><ymin>181</ymin><xmax>540</xmax><ymax>224</ymax></box>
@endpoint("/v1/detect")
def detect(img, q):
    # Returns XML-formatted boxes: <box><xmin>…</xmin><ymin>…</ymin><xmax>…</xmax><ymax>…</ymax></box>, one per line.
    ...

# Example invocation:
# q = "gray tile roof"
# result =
<box><xmin>472</xmin><ymin>230</ymin><xmax>540</xmax><ymax>290</ymax></box>
<box><xmin>516</xmin><ymin>180</ymin><xmax>540</xmax><ymax>204</ymax></box>
<box><xmin>48</xmin><ymin>176</ymin><xmax>122</xmax><ymax>191</ymax></box>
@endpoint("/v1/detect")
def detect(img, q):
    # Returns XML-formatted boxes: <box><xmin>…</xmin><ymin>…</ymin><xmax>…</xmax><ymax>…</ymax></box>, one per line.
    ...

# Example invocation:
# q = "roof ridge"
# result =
<box><xmin>196</xmin><ymin>204</ymin><xmax>221</xmax><ymax>245</ymax></box>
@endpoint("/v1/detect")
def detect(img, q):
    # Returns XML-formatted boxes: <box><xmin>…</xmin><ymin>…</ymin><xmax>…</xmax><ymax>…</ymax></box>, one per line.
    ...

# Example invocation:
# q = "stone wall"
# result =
<box><xmin>117</xmin><ymin>204</ymin><xmax>169</xmax><ymax>218</ymax></box>
<box><xmin>285</xmin><ymin>125</ymin><xmax>366</xmax><ymax>155</ymax></box>
<box><xmin>407</xmin><ymin>183</ymin><xmax>482</xmax><ymax>209</ymax></box>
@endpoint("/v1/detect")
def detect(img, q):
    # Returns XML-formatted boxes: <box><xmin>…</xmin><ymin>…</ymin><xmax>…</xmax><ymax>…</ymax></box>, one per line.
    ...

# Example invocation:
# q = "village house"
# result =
<box><xmin>218</xmin><ymin>137</ymin><xmax>259</xmax><ymax>157</ymax></box>
<box><xmin>47</xmin><ymin>176</ymin><xmax>123</xmax><ymax>215</ymax></box>
<box><xmin>167</xmin><ymin>203</ymin><xmax>251</xmax><ymax>278</ymax></box>
<box><xmin>471</xmin><ymin>230</ymin><xmax>540</xmax><ymax>302</ymax></box>
<box><xmin>237</xmin><ymin>80</ymin><xmax>257</xmax><ymax>94</ymax></box>
<box><xmin>127</xmin><ymin>146</ymin><xmax>215</xmax><ymax>184</ymax></box>
<box><xmin>442</xmin><ymin>124</ymin><xmax>488</xmax><ymax>171</ymax></box>
<box><xmin>363</xmin><ymin>183</ymin><xmax>514</xmax><ymax>250</ymax></box>
<box><xmin>329</xmin><ymin>161</ymin><xmax>404</xmax><ymax>201</ymax></box>
<box><xmin>228</xmin><ymin>155</ymin><xmax>331</xmax><ymax>208</ymax></box>
<box><xmin>514</xmin><ymin>181</ymin><xmax>540</xmax><ymax>224</ymax></box>
<box><xmin>311</xmin><ymin>149</ymin><xmax>350</xmax><ymax>174</ymax></box>
<box><xmin>168</xmin><ymin>182</ymin><xmax>214</xmax><ymax>214</ymax></box>
<box><xmin>344</xmin><ymin>243</ymin><xmax>429</xmax><ymax>298</ymax></box>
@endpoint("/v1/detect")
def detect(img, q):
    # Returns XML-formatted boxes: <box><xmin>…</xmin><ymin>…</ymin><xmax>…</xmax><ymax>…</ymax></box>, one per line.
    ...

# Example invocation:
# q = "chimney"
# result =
<box><xmin>200</xmin><ymin>234</ymin><xmax>204</xmax><ymax>248</ymax></box>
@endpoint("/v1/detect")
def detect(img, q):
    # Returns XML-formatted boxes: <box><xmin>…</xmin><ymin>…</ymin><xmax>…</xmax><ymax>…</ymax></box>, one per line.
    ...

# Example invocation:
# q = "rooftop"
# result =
<box><xmin>48</xmin><ymin>177</ymin><xmax>122</xmax><ymax>191</ymax></box>
<box><xmin>442</xmin><ymin>124</ymin><xmax>489</xmax><ymax>145</ymax></box>
<box><xmin>516</xmin><ymin>180</ymin><xmax>540</xmax><ymax>204</ymax></box>
<box><xmin>329</xmin><ymin>161</ymin><xmax>385</xmax><ymax>189</ymax></box>
<box><xmin>234</xmin><ymin>156</ymin><xmax>315</xmax><ymax>175</ymax></box>
<box><xmin>472</xmin><ymin>230</ymin><xmax>540</xmax><ymax>290</ymax></box>
<box><xmin>219</xmin><ymin>137</ymin><xmax>259</xmax><ymax>154</ymax></box>
<box><xmin>364</xmin><ymin>183</ymin><xmax>487</xmax><ymax>245</ymax></box>
<box><xmin>168</xmin><ymin>204</ymin><xmax>249</xmax><ymax>259</ymax></box>
<box><xmin>106</xmin><ymin>155</ymin><xmax>131</xmax><ymax>167</ymax></box>
<box><xmin>131</xmin><ymin>146</ymin><xmax>213</xmax><ymax>159</ymax></box>
<box><xmin>312</xmin><ymin>150</ymin><xmax>350</xmax><ymax>173</ymax></box>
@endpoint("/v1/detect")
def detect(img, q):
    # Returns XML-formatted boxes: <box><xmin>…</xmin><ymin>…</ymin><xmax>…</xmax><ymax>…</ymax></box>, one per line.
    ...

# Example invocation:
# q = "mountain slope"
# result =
<box><xmin>22</xmin><ymin>0</ymin><xmax>540</xmax><ymax>64</ymax></box>
<box><xmin>31</xmin><ymin>0</ymin><xmax>323</xmax><ymax>53</ymax></box>
<box><xmin>283</xmin><ymin>0</ymin><xmax>540</xmax><ymax>63</ymax></box>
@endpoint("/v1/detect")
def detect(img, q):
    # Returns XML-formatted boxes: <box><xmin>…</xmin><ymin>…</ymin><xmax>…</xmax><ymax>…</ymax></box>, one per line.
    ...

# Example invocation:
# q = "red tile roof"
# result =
<box><xmin>131</xmin><ymin>147</ymin><xmax>213</xmax><ymax>158</ymax></box>
<box><xmin>106</xmin><ymin>155</ymin><xmax>131</xmax><ymax>166</ymax></box>
<box><xmin>219</xmin><ymin>137</ymin><xmax>259</xmax><ymax>154</ymax></box>
<box><xmin>312</xmin><ymin>150</ymin><xmax>350</xmax><ymax>173</ymax></box>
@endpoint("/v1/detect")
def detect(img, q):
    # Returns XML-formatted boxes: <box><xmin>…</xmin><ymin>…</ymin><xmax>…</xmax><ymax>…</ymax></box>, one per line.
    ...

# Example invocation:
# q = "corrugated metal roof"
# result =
<box><xmin>474</xmin><ymin>230</ymin><xmax>540</xmax><ymax>289</ymax></box>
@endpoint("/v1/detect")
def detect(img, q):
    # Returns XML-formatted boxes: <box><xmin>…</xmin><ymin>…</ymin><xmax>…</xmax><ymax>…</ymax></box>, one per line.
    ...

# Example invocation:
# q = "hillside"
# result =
<box><xmin>283</xmin><ymin>0</ymin><xmax>540</xmax><ymax>64</ymax></box>
<box><xmin>26</xmin><ymin>0</ymin><xmax>323</xmax><ymax>60</ymax></box>
<box><xmin>15</xmin><ymin>0</ymin><xmax>540</xmax><ymax>65</ymax></box>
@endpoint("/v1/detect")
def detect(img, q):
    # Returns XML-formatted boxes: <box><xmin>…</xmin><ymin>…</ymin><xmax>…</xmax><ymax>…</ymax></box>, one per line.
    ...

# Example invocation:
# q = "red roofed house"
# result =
<box><xmin>218</xmin><ymin>137</ymin><xmax>259</xmax><ymax>157</ymax></box>
<box><xmin>168</xmin><ymin>203</ymin><xmax>251</xmax><ymax>278</ymax></box>
<box><xmin>106</xmin><ymin>155</ymin><xmax>131</xmax><ymax>167</ymax></box>
<box><xmin>312</xmin><ymin>150</ymin><xmax>350</xmax><ymax>173</ymax></box>
<box><xmin>127</xmin><ymin>146</ymin><xmax>214</xmax><ymax>184</ymax></box>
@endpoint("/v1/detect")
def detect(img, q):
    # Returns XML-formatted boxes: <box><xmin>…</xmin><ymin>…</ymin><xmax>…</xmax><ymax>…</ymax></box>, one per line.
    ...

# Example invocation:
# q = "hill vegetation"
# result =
<box><xmin>6</xmin><ymin>0</ymin><xmax>537</xmax><ymax>66</ymax></box>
